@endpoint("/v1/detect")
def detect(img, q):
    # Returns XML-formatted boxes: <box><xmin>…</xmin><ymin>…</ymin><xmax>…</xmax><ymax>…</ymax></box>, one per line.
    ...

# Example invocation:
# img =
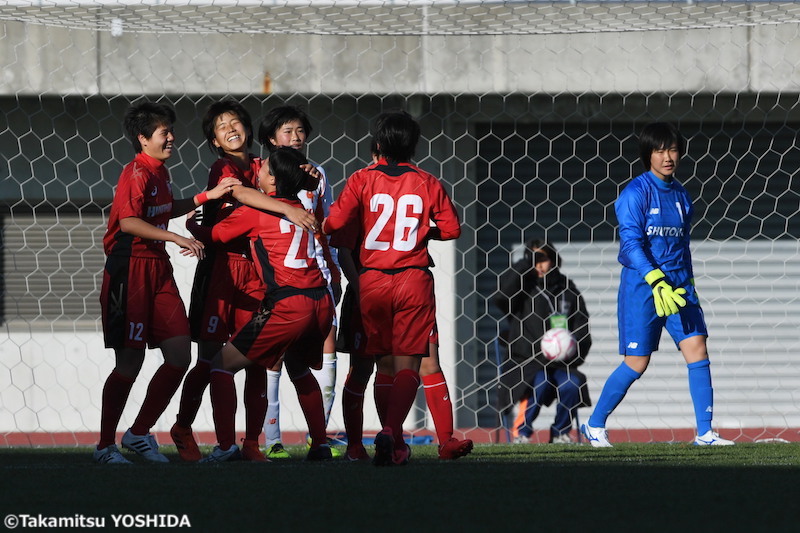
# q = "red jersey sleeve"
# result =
<box><xmin>114</xmin><ymin>162</ymin><xmax>149</xmax><ymax>221</ymax></box>
<box><xmin>210</xmin><ymin>205</ymin><xmax>257</xmax><ymax>244</ymax></box>
<box><xmin>323</xmin><ymin>172</ymin><xmax>362</xmax><ymax>235</ymax></box>
<box><xmin>428</xmin><ymin>177</ymin><xmax>461</xmax><ymax>241</ymax></box>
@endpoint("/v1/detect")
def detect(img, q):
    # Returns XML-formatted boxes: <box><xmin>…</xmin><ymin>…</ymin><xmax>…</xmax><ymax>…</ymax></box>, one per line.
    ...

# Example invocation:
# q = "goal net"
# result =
<box><xmin>2</xmin><ymin>0</ymin><xmax>799</xmax><ymax>446</ymax></box>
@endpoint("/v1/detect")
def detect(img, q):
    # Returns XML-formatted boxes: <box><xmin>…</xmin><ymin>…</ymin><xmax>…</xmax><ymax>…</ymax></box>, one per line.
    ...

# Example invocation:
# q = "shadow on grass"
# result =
<box><xmin>1</xmin><ymin>444</ymin><xmax>799</xmax><ymax>532</ymax></box>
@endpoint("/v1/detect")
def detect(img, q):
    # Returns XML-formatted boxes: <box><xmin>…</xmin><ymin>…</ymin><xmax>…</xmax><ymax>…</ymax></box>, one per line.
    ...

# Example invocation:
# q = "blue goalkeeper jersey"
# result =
<box><xmin>615</xmin><ymin>170</ymin><xmax>694</xmax><ymax>279</ymax></box>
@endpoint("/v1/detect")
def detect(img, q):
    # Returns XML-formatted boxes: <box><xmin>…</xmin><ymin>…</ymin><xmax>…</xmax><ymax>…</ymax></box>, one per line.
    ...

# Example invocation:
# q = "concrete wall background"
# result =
<box><xmin>3</xmin><ymin>15</ymin><xmax>800</xmax><ymax>96</ymax></box>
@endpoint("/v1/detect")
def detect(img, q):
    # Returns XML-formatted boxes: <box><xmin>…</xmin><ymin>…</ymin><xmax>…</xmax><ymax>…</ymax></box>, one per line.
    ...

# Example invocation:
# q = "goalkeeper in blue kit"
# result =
<box><xmin>581</xmin><ymin>122</ymin><xmax>734</xmax><ymax>447</ymax></box>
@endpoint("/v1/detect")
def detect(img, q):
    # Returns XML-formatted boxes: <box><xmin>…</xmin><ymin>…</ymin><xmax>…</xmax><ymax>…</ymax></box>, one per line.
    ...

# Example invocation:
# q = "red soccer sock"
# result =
<box><xmin>130</xmin><ymin>363</ymin><xmax>185</xmax><ymax>436</ymax></box>
<box><xmin>423</xmin><ymin>371</ymin><xmax>454</xmax><ymax>445</ymax></box>
<box><xmin>291</xmin><ymin>371</ymin><xmax>326</xmax><ymax>448</ymax></box>
<box><xmin>210</xmin><ymin>370</ymin><xmax>237</xmax><ymax>450</ymax></box>
<box><xmin>175</xmin><ymin>359</ymin><xmax>211</xmax><ymax>428</ymax></box>
<box><xmin>244</xmin><ymin>365</ymin><xmax>267</xmax><ymax>442</ymax></box>
<box><xmin>343</xmin><ymin>374</ymin><xmax>368</xmax><ymax>447</ymax></box>
<box><xmin>97</xmin><ymin>370</ymin><xmax>135</xmax><ymax>449</ymax></box>
<box><xmin>385</xmin><ymin>369</ymin><xmax>421</xmax><ymax>443</ymax></box>
<box><xmin>373</xmin><ymin>372</ymin><xmax>393</xmax><ymax>426</ymax></box>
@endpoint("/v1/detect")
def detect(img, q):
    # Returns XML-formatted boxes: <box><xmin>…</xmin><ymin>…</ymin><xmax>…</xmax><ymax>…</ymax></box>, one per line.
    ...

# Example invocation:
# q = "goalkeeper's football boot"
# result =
<box><xmin>199</xmin><ymin>444</ymin><xmax>241</xmax><ymax>463</ymax></box>
<box><xmin>438</xmin><ymin>437</ymin><xmax>474</xmax><ymax>460</ymax></box>
<box><xmin>170</xmin><ymin>423</ymin><xmax>201</xmax><ymax>462</ymax></box>
<box><xmin>264</xmin><ymin>442</ymin><xmax>291</xmax><ymax>459</ymax></box>
<box><xmin>581</xmin><ymin>424</ymin><xmax>613</xmax><ymax>448</ymax></box>
<box><xmin>241</xmin><ymin>439</ymin><xmax>269</xmax><ymax>462</ymax></box>
<box><xmin>93</xmin><ymin>444</ymin><xmax>132</xmax><ymax>465</ymax></box>
<box><xmin>121</xmin><ymin>429</ymin><xmax>169</xmax><ymax>462</ymax></box>
<box><xmin>694</xmin><ymin>430</ymin><xmax>735</xmax><ymax>446</ymax></box>
<box><xmin>372</xmin><ymin>428</ymin><xmax>395</xmax><ymax>467</ymax></box>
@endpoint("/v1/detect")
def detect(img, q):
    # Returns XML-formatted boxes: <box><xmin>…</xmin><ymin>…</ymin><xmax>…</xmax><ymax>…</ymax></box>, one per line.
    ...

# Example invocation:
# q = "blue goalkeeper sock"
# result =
<box><xmin>587</xmin><ymin>361</ymin><xmax>641</xmax><ymax>428</ymax></box>
<box><xmin>687</xmin><ymin>359</ymin><xmax>713</xmax><ymax>435</ymax></box>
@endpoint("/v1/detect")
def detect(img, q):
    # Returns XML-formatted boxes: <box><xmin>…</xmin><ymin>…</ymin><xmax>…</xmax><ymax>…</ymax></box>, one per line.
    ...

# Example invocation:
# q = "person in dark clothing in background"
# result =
<box><xmin>494</xmin><ymin>239</ymin><xmax>592</xmax><ymax>443</ymax></box>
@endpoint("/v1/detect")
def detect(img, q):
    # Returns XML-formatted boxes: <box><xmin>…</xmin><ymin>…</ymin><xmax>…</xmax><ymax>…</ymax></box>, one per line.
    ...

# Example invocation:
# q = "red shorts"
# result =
<box><xmin>338</xmin><ymin>286</ymin><xmax>437</xmax><ymax>357</ymax></box>
<box><xmin>100</xmin><ymin>255</ymin><xmax>190</xmax><ymax>350</ymax></box>
<box><xmin>359</xmin><ymin>267</ymin><xmax>435</xmax><ymax>357</ymax></box>
<box><xmin>189</xmin><ymin>252</ymin><xmax>264</xmax><ymax>343</ymax></box>
<box><xmin>229</xmin><ymin>288</ymin><xmax>334</xmax><ymax>370</ymax></box>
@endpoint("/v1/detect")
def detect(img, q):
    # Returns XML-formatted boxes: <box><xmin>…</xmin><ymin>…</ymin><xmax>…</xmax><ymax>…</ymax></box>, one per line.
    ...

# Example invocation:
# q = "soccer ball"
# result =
<box><xmin>540</xmin><ymin>328</ymin><xmax>577</xmax><ymax>362</ymax></box>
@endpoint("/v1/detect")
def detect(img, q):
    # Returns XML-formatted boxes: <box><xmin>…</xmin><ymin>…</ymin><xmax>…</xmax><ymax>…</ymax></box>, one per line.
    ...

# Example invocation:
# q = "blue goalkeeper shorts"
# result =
<box><xmin>617</xmin><ymin>267</ymin><xmax>707</xmax><ymax>356</ymax></box>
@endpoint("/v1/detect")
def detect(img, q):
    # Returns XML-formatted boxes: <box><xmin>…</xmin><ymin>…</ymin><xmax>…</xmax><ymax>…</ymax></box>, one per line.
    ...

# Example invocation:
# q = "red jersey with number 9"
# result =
<box><xmin>324</xmin><ymin>158</ymin><xmax>461</xmax><ymax>269</ymax></box>
<box><xmin>210</xmin><ymin>197</ymin><xmax>327</xmax><ymax>293</ymax></box>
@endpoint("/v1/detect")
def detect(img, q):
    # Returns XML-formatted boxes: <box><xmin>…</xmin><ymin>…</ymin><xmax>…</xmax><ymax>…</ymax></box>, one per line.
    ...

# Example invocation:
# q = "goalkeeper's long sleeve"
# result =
<box><xmin>614</xmin><ymin>171</ymin><xmax>694</xmax><ymax>279</ymax></box>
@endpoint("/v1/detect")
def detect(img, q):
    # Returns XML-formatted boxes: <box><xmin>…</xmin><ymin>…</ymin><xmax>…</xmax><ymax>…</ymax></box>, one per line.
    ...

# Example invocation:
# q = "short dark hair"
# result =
<box><xmin>123</xmin><ymin>102</ymin><xmax>176</xmax><ymax>153</ymax></box>
<box><xmin>257</xmin><ymin>105</ymin><xmax>313</xmax><ymax>152</ymax></box>
<box><xmin>638</xmin><ymin>122</ymin><xmax>685</xmax><ymax>171</ymax></box>
<box><xmin>268</xmin><ymin>146</ymin><xmax>315</xmax><ymax>198</ymax></box>
<box><xmin>525</xmin><ymin>238</ymin><xmax>561</xmax><ymax>269</ymax></box>
<box><xmin>373</xmin><ymin>110</ymin><xmax>420</xmax><ymax>163</ymax></box>
<box><xmin>201</xmin><ymin>99</ymin><xmax>254</xmax><ymax>155</ymax></box>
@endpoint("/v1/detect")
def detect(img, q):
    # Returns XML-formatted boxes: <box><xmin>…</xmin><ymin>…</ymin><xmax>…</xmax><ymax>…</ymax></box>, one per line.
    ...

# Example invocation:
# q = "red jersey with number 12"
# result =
<box><xmin>103</xmin><ymin>152</ymin><xmax>175</xmax><ymax>258</ymax></box>
<box><xmin>211</xmin><ymin>197</ymin><xmax>327</xmax><ymax>293</ymax></box>
<box><xmin>324</xmin><ymin>158</ymin><xmax>461</xmax><ymax>269</ymax></box>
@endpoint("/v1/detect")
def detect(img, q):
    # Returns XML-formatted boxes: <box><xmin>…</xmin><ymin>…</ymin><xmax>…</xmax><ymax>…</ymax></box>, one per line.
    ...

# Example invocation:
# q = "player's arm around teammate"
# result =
<box><xmin>171</xmin><ymin>99</ymin><xmax>272</xmax><ymax>463</ymax></box>
<box><xmin>241</xmin><ymin>104</ymin><xmax>343</xmax><ymax>459</ymax></box>
<box><xmin>200</xmin><ymin>147</ymin><xmax>335</xmax><ymax>463</ymax></box>
<box><xmin>94</xmin><ymin>102</ymin><xmax>237</xmax><ymax>465</ymax></box>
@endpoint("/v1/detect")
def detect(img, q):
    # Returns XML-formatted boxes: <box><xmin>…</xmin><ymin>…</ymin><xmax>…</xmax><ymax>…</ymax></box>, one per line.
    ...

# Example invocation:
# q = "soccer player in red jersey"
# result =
<box><xmin>256</xmin><ymin>105</ymin><xmax>342</xmax><ymax>459</ymax></box>
<box><xmin>197</xmin><ymin>147</ymin><xmax>335</xmax><ymax>462</ymax></box>
<box><xmin>323</xmin><ymin>111</ymin><xmax>462</xmax><ymax>466</ymax></box>
<box><xmin>333</xmin><ymin>189</ymin><xmax>472</xmax><ymax>462</ymax></box>
<box><xmin>94</xmin><ymin>102</ymin><xmax>240</xmax><ymax>464</ymax></box>
<box><xmin>170</xmin><ymin>100</ymin><xmax>315</xmax><ymax>462</ymax></box>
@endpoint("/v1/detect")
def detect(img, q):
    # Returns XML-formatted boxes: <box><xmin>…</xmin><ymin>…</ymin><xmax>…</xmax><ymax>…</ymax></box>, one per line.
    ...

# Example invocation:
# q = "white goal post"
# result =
<box><xmin>1</xmin><ymin>1</ymin><xmax>800</xmax><ymax>446</ymax></box>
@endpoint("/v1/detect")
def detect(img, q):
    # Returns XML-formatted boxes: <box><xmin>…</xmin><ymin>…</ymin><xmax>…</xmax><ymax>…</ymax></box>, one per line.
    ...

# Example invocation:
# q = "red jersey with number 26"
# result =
<box><xmin>323</xmin><ymin>158</ymin><xmax>461</xmax><ymax>269</ymax></box>
<box><xmin>211</xmin><ymin>197</ymin><xmax>327</xmax><ymax>293</ymax></box>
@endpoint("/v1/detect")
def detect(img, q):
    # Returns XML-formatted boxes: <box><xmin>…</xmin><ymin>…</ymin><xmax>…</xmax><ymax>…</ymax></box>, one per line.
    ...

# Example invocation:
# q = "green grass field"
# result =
<box><xmin>2</xmin><ymin>443</ymin><xmax>799</xmax><ymax>532</ymax></box>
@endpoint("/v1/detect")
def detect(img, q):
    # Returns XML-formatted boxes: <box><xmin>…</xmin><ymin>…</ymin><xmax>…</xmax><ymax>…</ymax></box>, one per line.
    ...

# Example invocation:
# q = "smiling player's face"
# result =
<box><xmin>212</xmin><ymin>112</ymin><xmax>248</xmax><ymax>155</ymax></box>
<box><xmin>139</xmin><ymin>123</ymin><xmax>175</xmax><ymax>161</ymax></box>
<box><xmin>649</xmin><ymin>143</ymin><xmax>680</xmax><ymax>181</ymax></box>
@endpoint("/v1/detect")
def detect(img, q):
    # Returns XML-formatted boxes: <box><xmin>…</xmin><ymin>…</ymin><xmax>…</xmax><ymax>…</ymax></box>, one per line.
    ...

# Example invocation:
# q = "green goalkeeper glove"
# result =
<box><xmin>644</xmin><ymin>268</ymin><xmax>687</xmax><ymax>317</ymax></box>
